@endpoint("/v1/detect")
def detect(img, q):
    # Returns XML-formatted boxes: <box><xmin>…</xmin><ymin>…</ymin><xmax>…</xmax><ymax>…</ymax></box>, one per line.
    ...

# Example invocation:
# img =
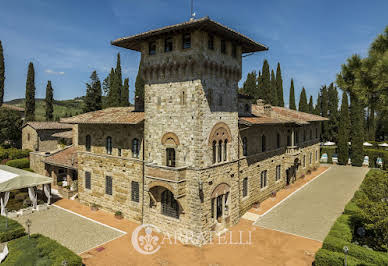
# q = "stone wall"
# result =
<box><xmin>29</xmin><ymin>151</ymin><xmax>48</xmax><ymax>176</ymax></box>
<box><xmin>22</xmin><ymin>125</ymin><xmax>38</xmax><ymax>151</ymax></box>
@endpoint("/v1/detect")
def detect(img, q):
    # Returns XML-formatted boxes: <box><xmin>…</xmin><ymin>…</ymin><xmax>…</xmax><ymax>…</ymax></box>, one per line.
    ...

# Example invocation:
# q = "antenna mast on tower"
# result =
<box><xmin>190</xmin><ymin>0</ymin><xmax>196</xmax><ymax>21</ymax></box>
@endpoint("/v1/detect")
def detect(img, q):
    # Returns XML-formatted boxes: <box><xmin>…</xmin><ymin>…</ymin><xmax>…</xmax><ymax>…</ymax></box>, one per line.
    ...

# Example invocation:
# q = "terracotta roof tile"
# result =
<box><xmin>111</xmin><ymin>17</ymin><xmax>268</xmax><ymax>53</ymax></box>
<box><xmin>239</xmin><ymin>116</ymin><xmax>291</xmax><ymax>125</ymax></box>
<box><xmin>44</xmin><ymin>146</ymin><xmax>77</xmax><ymax>169</ymax></box>
<box><xmin>24</xmin><ymin>122</ymin><xmax>73</xmax><ymax>130</ymax></box>
<box><xmin>61</xmin><ymin>107</ymin><xmax>144</xmax><ymax>125</ymax></box>
<box><xmin>271</xmin><ymin>106</ymin><xmax>329</xmax><ymax>123</ymax></box>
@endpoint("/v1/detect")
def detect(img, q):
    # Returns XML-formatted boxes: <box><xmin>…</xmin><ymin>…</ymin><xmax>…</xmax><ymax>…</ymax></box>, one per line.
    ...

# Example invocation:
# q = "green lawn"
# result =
<box><xmin>3</xmin><ymin>234</ymin><xmax>82</xmax><ymax>266</ymax></box>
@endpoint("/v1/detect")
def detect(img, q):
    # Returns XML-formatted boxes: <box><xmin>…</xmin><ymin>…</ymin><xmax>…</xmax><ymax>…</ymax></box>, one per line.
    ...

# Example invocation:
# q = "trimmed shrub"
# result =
<box><xmin>315</xmin><ymin>248</ymin><xmax>368</xmax><ymax>266</ymax></box>
<box><xmin>22</xmin><ymin>168</ymin><xmax>34</xmax><ymax>172</ymax></box>
<box><xmin>364</xmin><ymin>148</ymin><xmax>388</xmax><ymax>170</ymax></box>
<box><xmin>327</xmin><ymin>214</ymin><xmax>353</xmax><ymax>242</ymax></box>
<box><xmin>6</xmin><ymin>158</ymin><xmax>30</xmax><ymax>169</ymax></box>
<box><xmin>320</xmin><ymin>146</ymin><xmax>336</xmax><ymax>163</ymax></box>
<box><xmin>7</xmin><ymin>148</ymin><xmax>31</xmax><ymax>160</ymax></box>
<box><xmin>0</xmin><ymin>216</ymin><xmax>26</xmax><ymax>242</ymax></box>
<box><xmin>0</xmin><ymin>149</ymin><xmax>9</xmax><ymax>161</ymax></box>
<box><xmin>3</xmin><ymin>234</ymin><xmax>82</xmax><ymax>266</ymax></box>
<box><xmin>322</xmin><ymin>235</ymin><xmax>388</xmax><ymax>265</ymax></box>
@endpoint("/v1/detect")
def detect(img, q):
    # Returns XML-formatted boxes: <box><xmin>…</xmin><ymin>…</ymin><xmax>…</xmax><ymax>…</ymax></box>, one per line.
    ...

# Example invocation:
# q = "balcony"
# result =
<box><xmin>145</xmin><ymin>163</ymin><xmax>187</xmax><ymax>198</ymax></box>
<box><xmin>286</xmin><ymin>146</ymin><xmax>300</xmax><ymax>155</ymax></box>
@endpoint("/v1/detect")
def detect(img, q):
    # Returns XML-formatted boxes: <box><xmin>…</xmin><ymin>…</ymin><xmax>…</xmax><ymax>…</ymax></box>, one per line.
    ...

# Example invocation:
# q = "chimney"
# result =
<box><xmin>264</xmin><ymin>104</ymin><xmax>272</xmax><ymax>117</ymax></box>
<box><xmin>135</xmin><ymin>96</ymin><xmax>144</xmax><ymax>112</ymax></box>
<box><xmin>255</xmin><ymin>99</ymin><xmax>265</xmax><ymax>114</ymax></box>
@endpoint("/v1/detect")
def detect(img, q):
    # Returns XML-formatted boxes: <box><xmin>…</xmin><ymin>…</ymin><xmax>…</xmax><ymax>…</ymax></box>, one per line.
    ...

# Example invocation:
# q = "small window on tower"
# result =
<box><xmin>208</xmin><ymin>34</ymin><xmax>214</xmax><ymax>50</ymax></box>
<box><xmin>165</xmin><ymin>37</ymin><xmax>173</xmax><ymax>52</ymax></box>
<box><xmin>232</xmin><ymin>44</ymin><xmax>237</xmax><ymax>58</ymax></box>
<box><xmin>221</xmin><ymin>40</ymin><xmax>226</xmax><ymax>54</ymax></box>
<box><xmin>182</xmin><ymin>33</ymin><xmax>191</xmax><ymax>49</ymax></box>
<box><xmin>149</xmin><ymin>42</ymin><xmax>156</xmax><ymax>55</ymax></box>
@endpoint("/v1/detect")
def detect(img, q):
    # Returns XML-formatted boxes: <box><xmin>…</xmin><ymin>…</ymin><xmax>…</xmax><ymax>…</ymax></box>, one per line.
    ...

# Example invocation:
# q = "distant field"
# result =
<box><xmin>5</xmin><ymin>98</ymin><xmax>84</xmax><ymax>121</ymax></box>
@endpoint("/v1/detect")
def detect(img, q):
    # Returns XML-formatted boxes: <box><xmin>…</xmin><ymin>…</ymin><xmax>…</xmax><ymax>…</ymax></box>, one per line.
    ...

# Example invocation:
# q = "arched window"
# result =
<box><xmin>166</xmin><ymin>148</ymin><xmax>175</xmax><ymax>167</ymax></box>
<box><xmin>132</xmin><ymin>138</ymin><xmax>140</xmax><ymax>158</ymax></box>
<box><xmin>161</xmin><ymin>190</ymin><xmax>179</xmax><ymax>218</ymax></box>
<box><xmin>242</xmin><ymin>137</ymin><xmax>248</xmax><ymax>156</ymax></box>
<box><xmin>276</xmin><ymin>133</ymin><xmax>280</xmax><ymax>149</ymax></box>
<box><xmin>262</xmin><ymin>135</ymin><xmax>266</xmax><ymax>152</ymax></box>
<box><xmin>212</xmin><ymin>140</ymin><xmax>217</xmax><ymax>164</ymax></box>
<box><xmin>218</xmin><ymin>140</ymin><xmax>222</xmax><ymax>162</ymax></box>
<box><xmin>106</xmin><ymin>136</ymin><xmax>112</xmax><ymax>155</ymax></box>
<box><xmin>310</xmin><ymin>129</ymin><xmax>312</xmax><ymax>140</ymax></box>
<box><xmin>224</xmin><ymin>139</ymin><xmax>228</xmax><ymax>161</ymax></box>
<box><xmin>85</xmin><ymin>135</ymin><xmax>91</xmax><ymax>152</ymax></box>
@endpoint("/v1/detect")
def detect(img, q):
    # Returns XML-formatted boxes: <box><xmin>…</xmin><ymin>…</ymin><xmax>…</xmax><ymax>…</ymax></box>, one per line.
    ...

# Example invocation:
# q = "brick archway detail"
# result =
<box><xmin>208</xmin><ymin>122</ymin><xmax>232</xmax><ymax>145</ymax></box>
<box><xmin>161</xmin><ymin>132</ymin><xmax>180</xmax><ymax>146</ymax></box>
<box><xmin>211</xmin><ymin>182</ymin><xmax>231</xmax><ymax>198</ymax></box>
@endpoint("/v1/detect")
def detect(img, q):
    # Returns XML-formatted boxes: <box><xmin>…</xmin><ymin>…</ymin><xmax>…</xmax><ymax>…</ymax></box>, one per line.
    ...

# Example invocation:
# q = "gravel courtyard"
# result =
<box><xmin>14</xmin><ymin>205</ymin><xmax>125</xmax><ymax>254</ymax></box>
<box><xmin>254</xmin><ymin>165</ymin><xmax>369</xmax><ymax>241</ymax></box>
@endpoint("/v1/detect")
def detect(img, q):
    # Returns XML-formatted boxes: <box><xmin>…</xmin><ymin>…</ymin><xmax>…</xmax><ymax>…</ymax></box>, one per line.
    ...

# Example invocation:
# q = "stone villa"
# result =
<box><xmin>30</xmin><ymin>17</ymin><xmax>327</xmax><ymax>244</ymax></box>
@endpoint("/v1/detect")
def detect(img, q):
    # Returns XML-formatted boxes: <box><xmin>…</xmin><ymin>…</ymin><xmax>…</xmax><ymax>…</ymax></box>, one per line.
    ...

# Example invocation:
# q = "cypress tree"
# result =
<box><xmin>261</xmin><ymin>60</ymin><xmax>271</xmax><ymax>103</ymax></box>
<box><xmin>289</xmin><ymin>79</ymin><xmax>296</xmax><ymax>110</ymax></box>
<box><xmin>308</xmin><ymin>95</ymin><xmax>314</xmax><ymax>114</ymax></box>
<box><xmin>0</xmin><ymin>41</ymin><xmax>4</xmax><ymax>107</ymax></box>
<box><xmin>115</xmin><ymin>53</ymin><xmax>122</xmax><ymax>101</ymax></box>
<box><xmin>338</xmin><ymin>92</ymin><xmax>350</xmax><ymax>165</ymax></box>
<box><xmin>321</xmin><ymin>85</ymin><xmax>329</xmax><ymax>140</ymax></box>
<box><xmin>135</xmin><ymin>69</ymin><xmax>145</xmax><ymax>105</ymax></box>
<box><xmin>241</xmin><ymin>71</ymin><xmax>257</xmax><ymax>99</ymax></box>
<box><xmin>350</xmin><ymin>94</ymin><xmax>364</xmax><ymax>166</ymax></box>
<box><xmin>121</xmin><ymin>78</ymin><xmax>129</xmax><ymax>106</ymax></box>
<box><xmin>45</xmin><ymin>81</ymin><xmax>54</xmax><ymax>121</ymax></box>
<box><xmin>256</xmin><ymin>71</ymin><xmax>263</xmax><ymax>100</ymax></box>
<box><xmin>83</xmin><ymin>71</ymin><xmax>102</xmax><ymax>113</ymax></box>
<box><xmin>314</xmin><ymin>93</ymin><xmax>322</xmax><ymax>115</ymax></box>
<box><xmin>298</xmin><ymin>87</ymin><xmax>308</xmax><ymax>112</ymax></box>
<box><xmin>328</xmin><ymin>83</ymin><xmax>339</xmax><ymax>142</ymax></box>
<box><xmin>270</xmin><ymin>69</ymin><xmax>278</xmax><ymax>105</ymax></box>
<box><xmin>25</xmin><ymin>62</ymin><xmax>36</xmax><ymax>121</ymax></box>
<box><xmin>275</xmin><ymin>63</ymin><xmax>284</xmax><ymax>107</ymax></box>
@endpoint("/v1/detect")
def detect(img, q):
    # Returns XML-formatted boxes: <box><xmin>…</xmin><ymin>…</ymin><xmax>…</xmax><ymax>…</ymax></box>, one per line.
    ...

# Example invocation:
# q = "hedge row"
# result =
<box><xmin>315</xmin><ymin>170</ymin><xmax>388</xmax><ymax>265</ymax></box>
<box><xmin>320</xmin><ymin>147</ymin><xmax>336</xmax><ymax>163</ymax></box>
<box><xmin>3</xmin><ymin>234</ymin><xmax>82</xmax><ymax>266</ymax></box>
<box><xmin>0</xmin><ymin>216</ymin><xmax>26</xmax><ymax>242</ymax></box>
<box><xmin>6</xmin><ymin>158</ymin><xmax>30</xmax><ymax>169</ymax></box>
<box><xmin>0</xmin><ymin>148</ymin><xmax>31</xmax><ymax>161</ymax></box>
<box><xmin>363</xmin><ymin>148</ymin><xmax>388</xmax><ymax>170</ymax></box>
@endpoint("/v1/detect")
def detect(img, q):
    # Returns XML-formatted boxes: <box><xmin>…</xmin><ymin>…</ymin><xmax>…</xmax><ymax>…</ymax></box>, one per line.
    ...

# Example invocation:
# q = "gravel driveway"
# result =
<box><xmin>14</xmin><ymin>205</ymin><xmax>125</xmax><ymax>254</ymax></box>
<box><xmin>254</xmin><ymin>165</ymin><xmax>369</xmax><ymax>241</ymax></box>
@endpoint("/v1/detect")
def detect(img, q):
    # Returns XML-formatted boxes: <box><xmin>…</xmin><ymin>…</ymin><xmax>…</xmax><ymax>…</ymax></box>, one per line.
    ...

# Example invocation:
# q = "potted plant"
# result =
<box><xmin>271</xmin><ymin>191</ymin><xmax>277</xmax><ymax>198</ymax></box>
<box><xmin>90</xmin><ymin>203</ymin><xmax>99</xmax><ymax>211</ymax></box>
<box><xmin>115</xmin><ymin>211</ymin><xmax>123</xmax><ymax>219</ymax></box>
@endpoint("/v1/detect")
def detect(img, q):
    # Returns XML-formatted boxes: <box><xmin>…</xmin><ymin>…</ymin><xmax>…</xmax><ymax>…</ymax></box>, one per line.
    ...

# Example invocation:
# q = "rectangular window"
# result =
<box><xmin>208</xmin><ymin>34</ymin><xmax>214</xmax><ymax>50</ymax></box>
<box><xmin>118</xmin><ymin>148</ymin><xmax>121</xmax><ymax>157</ymax></box>
<box><xmin>105</xmin><ymin>176</ymin><xmax>112</xmax><ymax>195</ymax></box>
<box><xmin>211</xmin><ymin>198</ymin><xmax>215</xmax><ymax>218</ymax></box>
<box><xmin>166</xmin><ymin>148</ymin><xmax>176</xmax><ymax>167</ymax></box>
<box><xmin>164</xmin><ymin>37</ymin><xmax>173</xmax><ymax>52</ymax></box>
<box><xmin>85</xmin><ymin>171</ymin><xmax>91</xmax><ymax>189</ymax></box>
<box><xmin>303</xmin><ymin>155</ymin><xmax>306</xmax><ymax>168</ymax></box>
<box><xmin>310</xmin><ymin>152</ymin><xmax>312</xmax><ymax>164</ymax></box>
<box><xmin>232</xmin><ymin>44</ymin><xmax>237</xmax><ymax>58</ymax></box>
<box><xmin>221</xmin><ymin>40</ymin><xmax>226</xmax><ymax>54</ymax></box>
<box><xmin>260</xmin><ymin>171</ymin><xmax>267</xmax><ymax>189</ymax></box>
<box><xmin>243</xmin><ymin>177</ymin><xmax>248</xmax><ymax>197</ymax></box>
<box><xmin>131</xmin><ymin>181</ymin><xmax>139</xmax><ymax>202</ymax></box>
<box><xmin>316</xmin><ymin>150</ymin><xmax>318</xmax><ymax>162</ymax></box>
<box><xmin>149</xmin><ymin>42</ymin><xmax>156</xmax><ymax>55</ymax></box>
<box><xmin>182</xmin><ymin>33</ymin><xmax>191</xmax><ymax>49</ymax></box>
<box><xmin>276</xmin><ymin>165</ymin><xmax>281</xmax><ymax>181</ymax></box>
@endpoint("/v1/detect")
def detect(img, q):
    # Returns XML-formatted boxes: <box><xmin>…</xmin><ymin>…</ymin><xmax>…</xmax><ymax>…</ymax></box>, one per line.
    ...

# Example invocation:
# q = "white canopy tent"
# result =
<box><xmin>0</xmin><ymin>165</ymin><xmax>52</xmax><ymax>215</ymax></box>
<box><xmin>363</xmin><ymin>142</ymin><xmax>373</xmax><ymax>147</ymax></box>
<box><xmin>378</xmin><ymin>143</ymin><xmax>388</xmax><ymax>147</ymax></box>
<box><xmin>323</xmin><ymin>141</ymin><xmax>336</xmax><ymax>146</ymax></box>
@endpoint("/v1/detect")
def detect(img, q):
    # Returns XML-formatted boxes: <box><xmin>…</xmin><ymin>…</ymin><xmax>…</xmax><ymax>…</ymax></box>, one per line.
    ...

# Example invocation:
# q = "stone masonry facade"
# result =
<box><xmin>33</xmin><ymin>18</ymin><xmax>328</xmax><ymax>246</ymax></box>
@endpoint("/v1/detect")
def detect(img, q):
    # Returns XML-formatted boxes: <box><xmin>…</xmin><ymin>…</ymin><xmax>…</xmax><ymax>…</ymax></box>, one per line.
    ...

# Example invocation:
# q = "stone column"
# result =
<box><xmin>66</xmin><ymin>168</ymin><xmax>72</xmax><ymax>187</ymax></box>
<box><xmin>291</xmin><ymin>129</ymin><xmax>295</xmax><ymax>147</ymax></box>
<box><xmin>221</xmin><ymin>194</ymin><xmax>225</xmax><ymax>219</ymax></box>
<box><xmin>52</xmin><ymin>169</ymin><xmax>57</xmax><ymax>186</ymax></box>
<box><xmin>213</xmin><ymin>197</ymin><xmax>217</xmax><ymax>222</ymax></box>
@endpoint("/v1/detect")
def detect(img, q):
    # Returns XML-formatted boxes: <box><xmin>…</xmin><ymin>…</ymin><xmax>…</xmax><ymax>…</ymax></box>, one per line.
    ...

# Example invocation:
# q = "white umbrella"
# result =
<box><xmin>348</xmin><ymin>142</ymin><xmax>351</xmax><ymax>145</ymax></box>
<box><xmin>363</xmin><ymin>142</ymin><xmax>373</xmax><ymax>146</ymax></box>
<box><xmin>378</xmin><ymin>143</ymin><xmax>388</xmax><ymax>147</ymax></box>
<box><xmin>323</xmin><ymin>141</ymin><xmax>335</xmax><ymax>146</ymax></box>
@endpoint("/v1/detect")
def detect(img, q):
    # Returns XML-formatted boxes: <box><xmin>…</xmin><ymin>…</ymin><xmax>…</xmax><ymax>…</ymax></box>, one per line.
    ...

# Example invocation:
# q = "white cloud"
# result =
<box><xmin>45</xmin><ymin>69</ymin><xmax>65</xmax><ymax>75</ymax></box>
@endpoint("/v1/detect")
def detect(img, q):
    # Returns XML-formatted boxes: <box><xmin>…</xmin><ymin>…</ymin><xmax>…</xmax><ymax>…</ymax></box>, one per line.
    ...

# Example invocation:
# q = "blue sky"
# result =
<box><xmin>1</xmin><ymin>0</ymin><xmax>387</xmax><ymax>106</ymax></box>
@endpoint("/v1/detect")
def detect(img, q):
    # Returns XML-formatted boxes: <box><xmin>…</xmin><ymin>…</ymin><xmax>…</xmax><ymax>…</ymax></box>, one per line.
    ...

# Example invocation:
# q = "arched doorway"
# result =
<box><xmin>211</xmin><ymin>183</ymin><xmax>230</xmax><ymax>223</ymax></box>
